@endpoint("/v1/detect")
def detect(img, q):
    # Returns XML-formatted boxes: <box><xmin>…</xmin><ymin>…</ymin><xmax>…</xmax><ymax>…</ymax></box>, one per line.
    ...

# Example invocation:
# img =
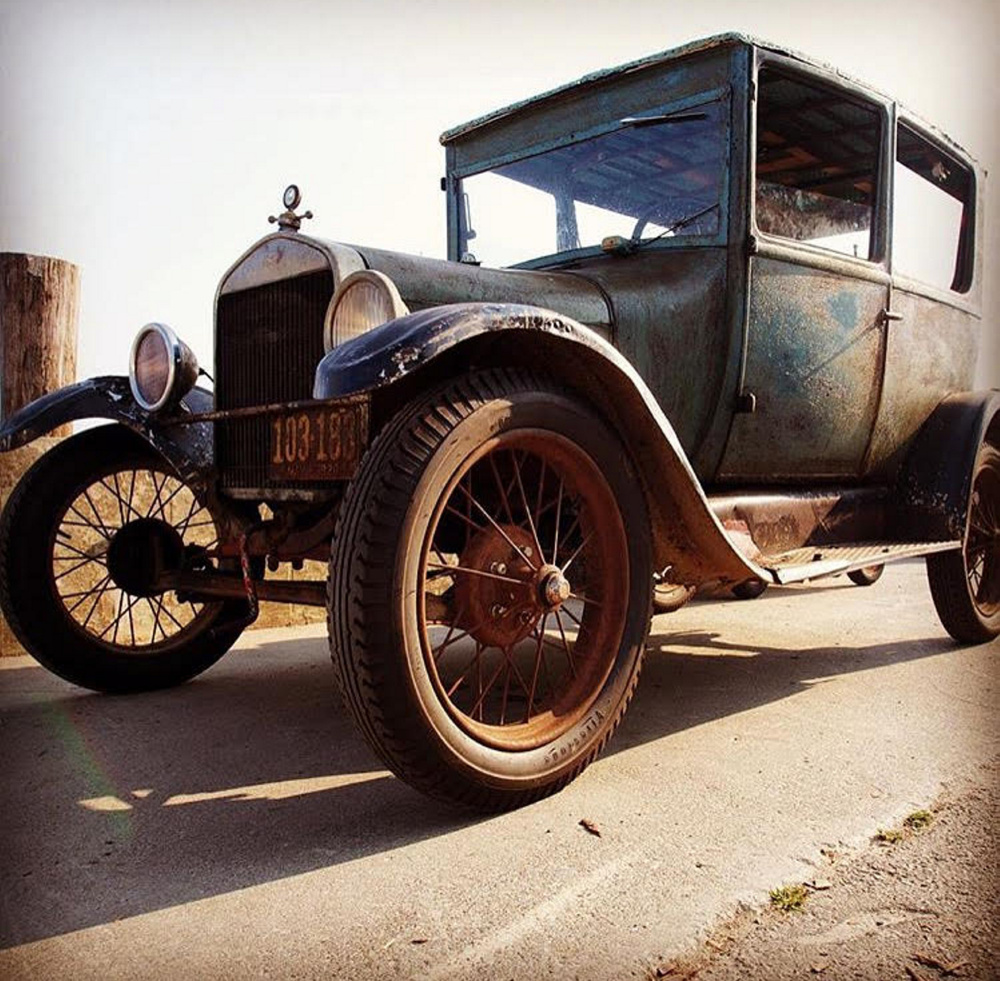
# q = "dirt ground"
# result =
<box><xmin>658</xmin><ymin>759</ymin><xmax>999</xmax><ymax>981</ymax></box>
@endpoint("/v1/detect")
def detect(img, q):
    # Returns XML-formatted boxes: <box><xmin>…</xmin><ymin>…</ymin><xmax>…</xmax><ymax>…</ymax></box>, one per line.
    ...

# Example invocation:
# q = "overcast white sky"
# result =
<box><xmin>1</xmin><ymin>0</ymin><xmax>997</xmax><ymax>385</ymax></box>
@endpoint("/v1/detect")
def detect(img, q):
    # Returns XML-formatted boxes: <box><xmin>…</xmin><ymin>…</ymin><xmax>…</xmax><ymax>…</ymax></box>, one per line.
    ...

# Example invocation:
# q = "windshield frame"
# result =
<box><xmin>447</xmin><ymin>86</ymin><xmax>732</xmax><ymax>270</ymax></box>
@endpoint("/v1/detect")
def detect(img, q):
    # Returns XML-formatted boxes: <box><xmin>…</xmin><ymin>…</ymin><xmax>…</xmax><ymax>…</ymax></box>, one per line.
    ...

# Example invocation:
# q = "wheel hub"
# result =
<box><xmin>454</xmin><ymin>523</ymin><xmax>571</xmax><ymax>648</ymax></box>
<box><xmin>539</xmin><ymin>566</ymin><xmax>571</xmax><ymax>608</ymax></box>
<box><xmin>106</xmin><ymin>518</ymin><xmax>185</xmax><ymax>597</ymax></box>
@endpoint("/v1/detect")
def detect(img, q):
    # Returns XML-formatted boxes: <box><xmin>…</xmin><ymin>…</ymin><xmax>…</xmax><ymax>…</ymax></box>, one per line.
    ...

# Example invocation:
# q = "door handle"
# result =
<box><xmin>881</xmin><ymin>308</ymin><xmax>904</xmax><ymax>323</ymax></box>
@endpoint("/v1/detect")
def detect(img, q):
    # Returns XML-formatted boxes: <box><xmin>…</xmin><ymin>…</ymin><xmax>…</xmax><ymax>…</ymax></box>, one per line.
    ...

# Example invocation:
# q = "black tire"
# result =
<box><xmin>848</xmin><ymin>564</ymin><xmax>884</xmax><ymax>587</ymax></box>
<box><xmin>732</xmin><ymin>578</ymin><xmax>768</xmax><ymax>600</ymax></box>
<box><xmin>927</xmin><ymin>442</ymin><xmax>1000</xmax><ymax>643</ymax></box>
<box><xmin>329</xmin><ymin>369</ymin><xmax>653</xmax><ymax>811</ymax></box>
<box><xmin>0</xmin><ymin>425</ymin><xmax>247</xmax><ymax>692</ymax></box>
<box><xmin>653</xmin><ymin>582</ymin><xmax>695</xmax><ymax>613</ymax></box>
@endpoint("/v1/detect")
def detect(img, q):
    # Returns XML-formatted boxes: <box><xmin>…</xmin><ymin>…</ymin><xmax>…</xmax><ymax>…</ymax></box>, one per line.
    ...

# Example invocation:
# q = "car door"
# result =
<box><xmin>718</xmin><ymin>60</ymin><xmax>891</xmax><ymax>482</ymax></box>
<box><xmin>863</xmin><ymin>115</ymin><xmax>981</xmax><ymax>477</ymax></box>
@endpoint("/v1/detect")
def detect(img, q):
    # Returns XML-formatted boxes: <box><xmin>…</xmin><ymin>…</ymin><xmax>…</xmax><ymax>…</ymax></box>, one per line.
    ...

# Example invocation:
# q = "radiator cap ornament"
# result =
<box><xmin>269</xmin><ymin>184</ymin><xmax>313</xmax><ymax>232</ymax></box>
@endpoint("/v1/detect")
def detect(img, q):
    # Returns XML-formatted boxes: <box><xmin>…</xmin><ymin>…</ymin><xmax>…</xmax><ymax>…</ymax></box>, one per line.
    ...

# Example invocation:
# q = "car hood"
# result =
<box><xmin>353</xmin><ymin>245</ymin><xmax>612</xmax><ymax>339</ymax></box>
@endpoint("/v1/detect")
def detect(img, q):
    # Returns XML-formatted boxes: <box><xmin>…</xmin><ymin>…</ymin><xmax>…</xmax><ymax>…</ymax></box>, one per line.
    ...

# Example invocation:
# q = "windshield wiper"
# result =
<box><xmin>602</xmin><ymin>202</ymin><xmax>720</xmax><ymax>256</ymax></box>
<box><xmin>619</xmin><ymin>111</ymin><xmax>707</xmax><ymax>128</ymax></box>
<box><xmin>633</xmin><ymin>202</ymin><xmax>719</xmax><ymax>249</ymax></box>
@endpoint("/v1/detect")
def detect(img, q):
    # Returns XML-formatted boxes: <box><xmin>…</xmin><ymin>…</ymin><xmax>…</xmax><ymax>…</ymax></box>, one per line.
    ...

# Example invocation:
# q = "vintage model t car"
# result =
<box><xmin>1</xmin><ymin>34</ymin><xmax>996</xmax><ymax>810</ymax></box>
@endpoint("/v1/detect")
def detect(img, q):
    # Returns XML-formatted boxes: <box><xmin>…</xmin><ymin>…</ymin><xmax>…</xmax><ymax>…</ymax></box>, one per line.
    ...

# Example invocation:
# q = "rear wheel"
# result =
<box><xmin>927</xmin><ymin>442</ymin><xmax>1000</xmax><ymax>643</ymax></box>
<box><xmin>732</xmin><ymin>578</ymin><xmax>768</xmax><ymax>600</ymax></box>
<box><xmin>652</xmin><ymin>581</ymin><xmax>695</xmax><ymax>614</ymax></box>
<box><xmin>848</xmin><ymin>564</ymin><xmax>884</xmax><ymax>587</ymax></box>
<box><xmin>0</xmin><ymin>426</ymin><xmax>247</xmax><ymax>691</ymax></box>
<box><xmin>329</xmin><ymin>370</ymin><xmax>653</xmax><ymax>811</ymax></box>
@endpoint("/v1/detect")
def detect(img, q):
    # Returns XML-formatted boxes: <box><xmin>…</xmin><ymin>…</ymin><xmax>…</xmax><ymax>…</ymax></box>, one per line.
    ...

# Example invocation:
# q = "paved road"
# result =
<box><xmin>1</xmin><ymin>560</ymin><xmax>996</xmax><ymax>980</ymax></box>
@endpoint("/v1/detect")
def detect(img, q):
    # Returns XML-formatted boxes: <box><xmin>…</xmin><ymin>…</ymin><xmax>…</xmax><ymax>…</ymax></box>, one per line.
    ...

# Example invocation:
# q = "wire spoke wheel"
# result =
<box><xmin>329</xmin><ymin>369</ymin><xmax>652</xmax><ymax>811</ymax></box>
<box><xmin>965</xmin><ymin>451</ymin><xmax>1000</xmax><ymax>617</ymax></box>
<box><xmin>419</xmin><ymin>434</ymin><xmax>628</xmax><ymax>751</ymax></box>
<box><xmin>0</xmin><ymin>426</ymin><xmax>247</xmax><ymax>692</ymax></box>
<box><xmin>52</xmin><ymin>466</ymin><xmax>219</xmax><ymax>650</ymax></box>
<box><xmin>927</xmin><ymin>441</ymin><xmax>1000</xmax><ymax>643</ymax></box>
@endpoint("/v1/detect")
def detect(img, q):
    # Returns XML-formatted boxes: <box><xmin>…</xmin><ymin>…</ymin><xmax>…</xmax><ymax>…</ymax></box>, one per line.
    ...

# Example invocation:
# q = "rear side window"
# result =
<box><xmin>754</xmin><ymin>68</ymin><xmax>881</xmax><ymax>260</ymax></box>
<box><xmin>893</xmin><ymin>124</ymin><xmax>973</xmax><ymax>292</ymax></box>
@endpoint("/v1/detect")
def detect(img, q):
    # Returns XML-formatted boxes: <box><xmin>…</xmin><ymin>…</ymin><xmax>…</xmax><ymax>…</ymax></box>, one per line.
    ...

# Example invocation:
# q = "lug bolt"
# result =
<box><xmin>490</xmin><ymin>561</ymin><xmax>507</xmax><ymax>575</ymax></box>
<box><xmin>518</xmin><ymin>610</ymin><xmax>534</xmax><ymax>625</ymax></box>
<box><xmin>523</xmin><ymin>546</ymin><xmax>533</xmax><ymax>558</ymax></box>
<box><xmin>491</xmin><ymin>604</ymin><xmax>508</xmax><ymax>619</ymax></box>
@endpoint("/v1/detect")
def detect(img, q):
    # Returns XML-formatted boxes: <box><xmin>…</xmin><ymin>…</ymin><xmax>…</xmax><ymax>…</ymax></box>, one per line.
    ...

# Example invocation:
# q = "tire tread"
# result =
<box><xmin>0</xmin><ymin>426</ymin><xmax>245</xmax><ymax>691</ymax></box>
<box><xmin>328</xmin><ymin>368</ymin><xmax>650</xmax><ymax>811</ymax></box>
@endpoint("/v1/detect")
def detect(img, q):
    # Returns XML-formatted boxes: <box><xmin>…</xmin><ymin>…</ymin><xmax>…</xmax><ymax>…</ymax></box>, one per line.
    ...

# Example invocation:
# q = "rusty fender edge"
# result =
<box><xmin>895</xmin><ymin>388</ymin><xmax>1000</xmax><ymax>541</ymax></box>
<box><xmin>315</xmin><ymin>301</ymin><xmax>764</xmax><ymax>586</ymax></box>
<box><xmin>0</xmin><ymin>376</ymin><xmax>214</xmax><ymax>494</ymax></box>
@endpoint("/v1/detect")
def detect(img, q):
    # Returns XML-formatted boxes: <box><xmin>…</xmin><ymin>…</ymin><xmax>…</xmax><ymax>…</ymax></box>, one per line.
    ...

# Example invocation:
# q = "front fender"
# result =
<box><xmin>0</xmin><ymin>376</ymin><xmax>214</xmax><ymax>494</ymax></box>
<box><xmin>895</xmin><ymin>389</ymin><xmax>1000</xmax><ymax>540</ymax></box>
<box><xmin>316</xmin><ymin>302</ymin><xmax>763</xmax><ymax>585</ymax></box>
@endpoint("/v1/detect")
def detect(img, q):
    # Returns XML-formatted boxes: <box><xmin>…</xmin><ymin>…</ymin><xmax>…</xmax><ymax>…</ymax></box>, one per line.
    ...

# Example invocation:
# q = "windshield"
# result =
<box><xmin>457</xmin><ymin>98</ymin><xmax>727</xmax><ymax>268</ymax></box>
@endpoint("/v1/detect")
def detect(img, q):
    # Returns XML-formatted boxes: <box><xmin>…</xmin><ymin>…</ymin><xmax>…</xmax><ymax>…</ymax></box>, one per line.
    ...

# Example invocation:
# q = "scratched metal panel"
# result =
<box><xmin>359</xmin><ymin>247</ymin><xmax>611</xmax><ymax>339</ymax></box>
<box><xmin>864</xmin><ymin>287</ymin><xmax>979</xmax><ymax>479</ymax></box>
<box><xmin>449</xmin><ymin>47</ymin><xmax>734</xmax><ymax>177</ymax></box>
<box><xmin>568</xmin><ymin>247</ymin><xmax>730</xmax><ymax>464</ymax></box>
<box><xmin>719</xmin><ymin>256</ymin><xmax>886</xmax><ymax>479</ymax></box>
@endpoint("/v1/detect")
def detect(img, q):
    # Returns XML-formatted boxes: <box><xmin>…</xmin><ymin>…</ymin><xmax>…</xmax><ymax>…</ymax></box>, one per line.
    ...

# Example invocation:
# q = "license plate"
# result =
<box><xmin>267</xmin><ymin>401</ymin><xmax>369</xmax><ymax>481</ymax></box>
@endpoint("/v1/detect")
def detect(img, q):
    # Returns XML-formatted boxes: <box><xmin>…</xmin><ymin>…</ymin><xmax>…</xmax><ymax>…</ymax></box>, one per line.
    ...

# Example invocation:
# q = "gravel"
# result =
<box><xmin>658</xmin><ymin>759</ymin><xmax>999</xmax><ymax>981</ymax></box>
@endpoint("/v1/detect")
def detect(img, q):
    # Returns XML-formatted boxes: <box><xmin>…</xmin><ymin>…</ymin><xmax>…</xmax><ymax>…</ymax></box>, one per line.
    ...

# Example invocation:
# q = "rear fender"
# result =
<box><xmin>895</xmin><ymin>389</ymin><xmax>1000</xmax><ymax>540</ymax></box>
<box><xmin>315</xmin><ymin>302</ymin><xmax>763</xmax><ymax>585</ymax></box>
<box><xmin>0</xmin><ymin>376</ymin><xmax>214</xmax><ymax>496</ymax></box>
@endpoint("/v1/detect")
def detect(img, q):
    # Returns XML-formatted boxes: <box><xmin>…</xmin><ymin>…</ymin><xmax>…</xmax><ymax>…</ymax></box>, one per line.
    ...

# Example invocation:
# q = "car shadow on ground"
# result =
<box><xmin>0</xmin><ymin>620</ymin><xmax>958</xmax><ymax>948</ymax></box>
<box><xmin>611</xmin><ymin>626</ymin><xmax>958</xmax><ymax>757</ymax></box>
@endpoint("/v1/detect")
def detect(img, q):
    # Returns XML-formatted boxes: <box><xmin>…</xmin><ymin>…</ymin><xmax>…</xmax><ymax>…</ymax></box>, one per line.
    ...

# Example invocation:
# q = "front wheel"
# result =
<box><xmin>927</xmin><ymin>442</ymin><xmax>1000</xmax><ymax>643</ymax></box>
<box><xmin>329</xmin><ymin>370</ymin><xmax>653</xmax><ymax>811</ymax></box>
<box><xmin>0</xmin><ymin>425</ymin><xmax>248</xmax><ymax>692</ymax></box>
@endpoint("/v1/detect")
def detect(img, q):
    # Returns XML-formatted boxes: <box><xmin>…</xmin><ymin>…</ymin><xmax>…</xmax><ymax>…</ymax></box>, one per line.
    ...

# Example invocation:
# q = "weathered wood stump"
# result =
<box><xmin>1</xmin><ymin>253</ymin><xmax>79</xmax><ymax>429</ymax></box>
<box><xmin>1</xmin><ymin>253</ymin><xmax>80</xmax><ymax>656</ymax></box>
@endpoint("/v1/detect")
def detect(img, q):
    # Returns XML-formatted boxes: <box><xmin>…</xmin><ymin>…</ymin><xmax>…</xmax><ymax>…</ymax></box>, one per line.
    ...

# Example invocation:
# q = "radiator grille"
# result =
<box><xmin>215</xmin><ymin>270</ymin><xmax>334</xmax><ymax>490</ymax></box>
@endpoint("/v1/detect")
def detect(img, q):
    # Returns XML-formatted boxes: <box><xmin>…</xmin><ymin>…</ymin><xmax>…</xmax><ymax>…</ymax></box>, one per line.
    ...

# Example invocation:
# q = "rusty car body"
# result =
<box><xmin>2</xmin><ymin>34</ymin><xmax>996</xmax><ymax>810</ymax></box>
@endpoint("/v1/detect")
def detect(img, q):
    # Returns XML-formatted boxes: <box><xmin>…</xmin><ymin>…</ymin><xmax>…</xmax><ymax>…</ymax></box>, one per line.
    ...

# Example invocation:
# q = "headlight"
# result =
<box><xmin>324</xmin><ymin>270</ymin><xmax>409</xmax><ymax>352</ymax></box>
<box><xmin>128</xmin><ymin>323</ymin><xmax>198</xmax><ymax>412</ymax></box>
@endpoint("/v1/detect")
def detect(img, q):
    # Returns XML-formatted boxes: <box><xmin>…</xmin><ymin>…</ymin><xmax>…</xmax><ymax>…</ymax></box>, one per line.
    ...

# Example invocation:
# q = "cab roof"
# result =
<box><xmin>439</xmin><ymin>32</ymin><xmax>976</xmax><ymax>167</ymax></box>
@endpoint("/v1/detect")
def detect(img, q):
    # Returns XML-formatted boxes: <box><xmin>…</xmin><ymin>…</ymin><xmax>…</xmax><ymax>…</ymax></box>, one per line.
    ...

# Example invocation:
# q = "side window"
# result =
<box><xmin>893</xmin><ymin>125</ymin><xmax>973</xmax><ymax>292</ymax></box>
<box><xmin>754</xmin><ymin>68</ymin><xmax>881</xmax><ymax>260</ymax></box>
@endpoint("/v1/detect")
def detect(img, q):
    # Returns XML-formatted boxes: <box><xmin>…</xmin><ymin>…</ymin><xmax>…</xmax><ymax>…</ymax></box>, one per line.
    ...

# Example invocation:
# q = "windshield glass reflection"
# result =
<box><xmin>460</xmin><ymin>99</ymin><xmax>727</xmax><ymax>267</ymax></box>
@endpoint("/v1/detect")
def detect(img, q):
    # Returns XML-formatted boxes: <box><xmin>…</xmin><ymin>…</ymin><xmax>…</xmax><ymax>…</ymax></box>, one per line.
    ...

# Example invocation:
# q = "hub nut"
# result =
<box><xmin>542</xmin><ymin>571</ymin><xmax>571</xmax><ymax>607</ymax></box>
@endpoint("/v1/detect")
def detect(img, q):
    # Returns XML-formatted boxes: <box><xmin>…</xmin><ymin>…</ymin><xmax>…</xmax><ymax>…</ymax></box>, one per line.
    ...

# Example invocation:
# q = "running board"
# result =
<box><xmin>758</xmin><ymin>541</ymin><xmax>960</xmax><ymax>585</ymax></box>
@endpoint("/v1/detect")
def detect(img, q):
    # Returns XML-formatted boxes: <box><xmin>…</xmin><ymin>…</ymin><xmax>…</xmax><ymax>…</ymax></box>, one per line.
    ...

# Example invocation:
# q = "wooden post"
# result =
<box><xmin>1</xmin><ymin>253</ymin><xmax>79</xmax><ymax>429</ymax></box>
<box><xmin>1</xmin><ymin>253</ymin><xmax>79</xmax><ymax>657</ymax></box>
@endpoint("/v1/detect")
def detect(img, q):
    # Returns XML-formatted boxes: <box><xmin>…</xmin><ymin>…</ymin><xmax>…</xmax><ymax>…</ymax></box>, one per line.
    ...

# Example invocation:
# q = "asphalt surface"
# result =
<box><xmin>1</xmin><ymin>559</ymin><xmax>997</xmax><ymax>980</ymax></box>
